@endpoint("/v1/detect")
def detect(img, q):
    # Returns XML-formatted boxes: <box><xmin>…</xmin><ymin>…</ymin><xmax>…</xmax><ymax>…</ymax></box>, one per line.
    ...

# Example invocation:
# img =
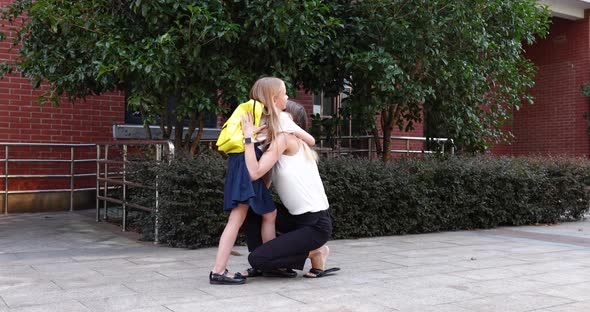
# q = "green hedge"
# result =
<box><xmin>129</xmin><ymin>155</ymin><xmax>590</xmax><ymax>248</ymax></box>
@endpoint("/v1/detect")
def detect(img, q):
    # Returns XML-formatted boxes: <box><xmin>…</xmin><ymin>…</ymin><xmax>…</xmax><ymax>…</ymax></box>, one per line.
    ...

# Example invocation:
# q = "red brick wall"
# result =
<box><xmin>492</xmin><ymin>15</ymin><xmax>590</xmax><ymax>157</ymax></box>
<box><xmin>0</xmin><ymin>5</ymin><xmax>125</xmax><ymax>191</ymax></box>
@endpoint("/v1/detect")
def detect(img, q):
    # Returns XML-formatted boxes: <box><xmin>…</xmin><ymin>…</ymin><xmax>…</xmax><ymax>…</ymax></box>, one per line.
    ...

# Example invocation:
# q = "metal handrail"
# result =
<box><xmin>95</xmin><ymin>140</ymin><xmax>174</xmax><ymax>244</ymax></box>
<box><xmin>0</xmin><ymin>142</ymin><xmax>97</xmax><ymax>214</ymax></box>
<box><xmin>315</xmin><ymin>135</ymin><xmax>454</xmax><ymax>158</ymax></box>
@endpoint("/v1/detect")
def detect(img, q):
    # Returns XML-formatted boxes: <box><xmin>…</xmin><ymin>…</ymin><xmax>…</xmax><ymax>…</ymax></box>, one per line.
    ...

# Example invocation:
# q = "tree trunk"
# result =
<box><xmin>371</xmin><ymin>128</ymin><xmax>382</xmax><ymax>159</ymax></box>
<box><xmin>382</xmin><ymin>125</ymin><xmax>393</xmax><ymax>162</ymax></box>
<box><xmin>139</xmin><ymin>105</ymin><xmax>152</xmax><ymax>140</ymax></box>
<box><xmin>184</xmin><ymin>111</ymin><xmax>198</xmax><ymax>153</ymax></box>
<box><xmin>189</xmin><ymin>114</ymin><xmax>205</xmax><ymax>156</ymax></box>
<box><xmin>380</xmin><ymin>104</ymin><xmax>399</xmax><ymax>162</ymax></box>
<box><xmin>159</xmin><ymin>96</ymin><xmax>171</xmax><ymax>139</ymax></box>
<box><xmin>174</xmin><ymin>118</ymin><xmax>183</xmax><ymax>148</ymax></box>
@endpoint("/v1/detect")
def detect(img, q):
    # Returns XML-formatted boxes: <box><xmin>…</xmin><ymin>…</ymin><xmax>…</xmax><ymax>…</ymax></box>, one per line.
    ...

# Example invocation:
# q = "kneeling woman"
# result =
<box><xmin>240</xmin><ymin>96</ymin><xmax>338</xmax><ymax>278</ymax></box>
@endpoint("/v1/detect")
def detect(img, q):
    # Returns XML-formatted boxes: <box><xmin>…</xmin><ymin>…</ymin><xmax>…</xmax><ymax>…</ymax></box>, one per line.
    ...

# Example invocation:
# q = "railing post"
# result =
<box><xmin>4</xmin><ymin>145</ymin><xmax>7</xmax><ymax>215</ymax></box>
<box><xmin>96</xmin><ymin>145</ymin><xmax>100</xmax><ymax>221</ymax></box>
<box><xmin>368</xmin><ymin>136</ymin><xmax>373</xmax><ymax>160</ymax></box>
<box><xmin>103</xmin><ymin>145</ymin><xmax>109</xmax><ymax>220</ymax></box>
<box><xmin>154</xmin><ymin>144</ymin><xmax>162</xmax><ymax>244</ymax></box>
<box><xmin>70</xmin><ymin>146</ymin><xmax>74</xmax><ymax>212</ymax></box>
<box><xmin>122</xmin><ymin>144</ymin><xmax>128</xmax><ymax>232</ymax></box>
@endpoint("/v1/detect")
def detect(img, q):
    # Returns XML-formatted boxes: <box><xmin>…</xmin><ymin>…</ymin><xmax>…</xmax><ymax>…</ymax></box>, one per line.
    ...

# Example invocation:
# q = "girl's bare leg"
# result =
<box><xmin>212</xmin><ymin>203</ymin><xmax>249</xmax><ymax>276</ymax></box>
<box><xmin>260</xmin><ymin>209</ymin><xmax>277</xmax><ymax>243</ymax></box>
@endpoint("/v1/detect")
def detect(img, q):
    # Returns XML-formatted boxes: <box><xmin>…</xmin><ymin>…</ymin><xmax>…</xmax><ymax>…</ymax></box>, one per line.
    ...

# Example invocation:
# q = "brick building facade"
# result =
<box><xmin>493</xmin><ymin>5</ymin><xmax>590</xmax><ymax>156</ymax></box>
<box><xmin>0</xmin><ymin>1</ymin><xmax>588</xmax><ymax>212</ymax></box>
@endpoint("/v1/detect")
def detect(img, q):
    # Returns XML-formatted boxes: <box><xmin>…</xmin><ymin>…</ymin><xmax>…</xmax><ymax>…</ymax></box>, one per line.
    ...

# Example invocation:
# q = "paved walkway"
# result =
<box><xmin>1</xmin><ymin>211</ymin><xmax>590</xmax><ymax>312</ymax></box>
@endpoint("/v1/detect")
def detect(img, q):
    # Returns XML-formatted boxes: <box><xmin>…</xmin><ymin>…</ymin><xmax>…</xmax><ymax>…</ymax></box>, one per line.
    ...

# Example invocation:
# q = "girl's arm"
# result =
<box><xmin>279</xmin><ymin>113</ymin><xmax>315</xmax><ymax>147</ymax></box>
<box><xmin>292</xmin><ymin>128</ymin><xmax>315</xmax><ymax>147</ymax></box>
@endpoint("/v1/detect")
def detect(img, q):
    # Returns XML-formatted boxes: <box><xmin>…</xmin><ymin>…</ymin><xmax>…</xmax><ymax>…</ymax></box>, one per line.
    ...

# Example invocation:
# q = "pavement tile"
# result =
<box><xmin>367</xmin><ymin>285</ymin><xmax>482</xmax><ymax>310</ymax></box>
<box><xmin>52</xmin><ymin>271</ymin><xmax>170</xmax><ymax>290</ymax></box>
<box><xmin>165</xmin><ymin>293</ymin><xmax>305</xmax><ymax>312</ymax></box>
<box><xmin>535</xmin><ymin>299</ymin><xmax>590</xmax><ymax>312</ymax></box>
<box><xmin>525</xmin><ymin>270</ymin><xmax>590</xmax><ymax>285</ymax></box>
<box><xmin>289</xmin><ymin>297</ymin><xmax>395</xmax><ymax>312</ymax></box>
<box><xmin>79</xmin><ymin>294</ymin><xmax>162</xmax><ymax>312</ymax></box>
<box><xmin>535</xmin><ymin>282</ymin><xmax>590</xmax><ymax>301</ymax></box>
<box><xmin>2</xmin><ymin>285</ymin><xmax>137</xmax><ymax>308</ymax></box>
<box><xmin>31</xmin><ymin>258</ymin><xmax>133</xmax><ymax>274</ymax></box>
<box><xmin>382</xmin><ymin>273</ymin><xmax>473</xmax><ymax>290</ymax></box>
<box><xmin>0</xmin><ymin>280</ymin><xmax>61</xmax><ymax>296</ymax></box>
<box><xmin>453</xmin><ymin>257</ymin><xmax>530</xmax><ymax>269</ymax></box>
<box><xmin>123</xmin><ymin>307</ymin><xmax>171</xmax><ymax>312</ymax></box>
<box><xmin>7</xmin><ymin>301</ymin><xmax>91</xmax><ymax>312</ymax></box>
<box><xmin>383</xmin><ymin>263</ymin><xmax>469</xmax><ymax>278</ymax></box>
<box><xmin>398</xmin><ymin>304</ymin><xmax>474</xmax><ymax>312</ymax></box>
<box><xmin>2</xmin><ymin>210</ymin><xmax>590</xmax><ymax>312</ymax></box>
<box><xmin>455</xmin><ymin>276</ymin><xmax>555</xmax><ymax>295</ymax></box>
<box><xmin>452</xmin><ymin>292</ymin><xmax>574</xmax><ymax>312</ymax></box>
<box><xmin>448</xmin><ymin>266</ymin><xmax>527</xmax><ymax>281</ymax></box>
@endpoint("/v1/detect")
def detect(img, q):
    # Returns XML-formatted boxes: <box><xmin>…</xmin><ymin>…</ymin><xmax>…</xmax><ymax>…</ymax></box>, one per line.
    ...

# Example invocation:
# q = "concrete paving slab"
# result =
<box><xmin>1</xmin><ymin>283</ymin><xmax>137</xmax><ymax>308</ymax></box>
<box><xmin>1</xmin><ymin>211</ymin><xmax>590</xmax><ymax>311</ymax></box>
<box><xmin>7</xmin><ymin>301</ymin><xmax>91</xmax><ymax>312</ymax></box>
<box><xmin>535</xmin><ymin>299</ymin><xmax>590</xmax><ymax>312</ymax></box>
<box><xmin>78</xmin><ymin>294</ymin><xmax>163</xmax><ymax>312</ymax></box>
<box><xmin>535</xmin><ymin>282</ymin><xmax>590</xmax><ymax>301</ymax></box>
<box><xmin>165</xmin><ymin>293</ymin><xmax>306</xmax><ymax>312</ymax></box>
<box><xmin>452</xmin><ymin>292</ymin><xmax>574</xmax><ymax>312</ymax></box>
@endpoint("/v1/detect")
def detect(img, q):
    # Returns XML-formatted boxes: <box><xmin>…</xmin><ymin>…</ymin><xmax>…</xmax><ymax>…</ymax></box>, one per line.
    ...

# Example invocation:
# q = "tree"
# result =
<box><xmin>0</xmin><ymin>0</ymin><xmax>337</xmax><ymax>156</ymax></box>
<box><xmin>299</xmin><ymin>0</ymin><xmax>551</xmax><ymax>160</ymax></box>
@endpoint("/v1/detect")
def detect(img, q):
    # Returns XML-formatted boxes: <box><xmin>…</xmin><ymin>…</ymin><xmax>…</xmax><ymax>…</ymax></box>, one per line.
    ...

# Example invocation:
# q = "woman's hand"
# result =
<box><xmin>241</xmin><ymin>111</ymin><xmax>266</xmax><ymax>138</ymax></box>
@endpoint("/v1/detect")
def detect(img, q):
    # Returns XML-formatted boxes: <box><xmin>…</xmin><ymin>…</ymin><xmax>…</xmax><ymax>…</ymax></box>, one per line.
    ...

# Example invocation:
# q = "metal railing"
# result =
<box><xmin>0</xmin><ymin>142</ymin><xmax>96</xmax><ymax>215</ymax></box>
<box><xmin>95</xmin><ymin>140</ymin><xmax>174</xmax><ymax>243</ymax></box>
<box><xmin>315</xmin><ymin>135</ymin><xmax>454</xmax><ymax>159</ymax></box>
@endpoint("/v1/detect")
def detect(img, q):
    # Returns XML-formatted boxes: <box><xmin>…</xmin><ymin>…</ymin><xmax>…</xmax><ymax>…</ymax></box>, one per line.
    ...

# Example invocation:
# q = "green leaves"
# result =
<box><xmin>300</xmin><ymin>0</ymin><xmax>550</xmax><ymax>158</ymax></box>
<box><xmin>0</xmin><ymin>0</ymin><xmax>550</xmax><ymax>157</ymax></box>
<box><xmin>129</xmin><ymin>154</ymin><xmax>590</xmax><ymax>245</ymax></box>
<box><xmin>0</xmin><ymin>0</ymin><xmax>336</xmax><ymax>155</ymax></box>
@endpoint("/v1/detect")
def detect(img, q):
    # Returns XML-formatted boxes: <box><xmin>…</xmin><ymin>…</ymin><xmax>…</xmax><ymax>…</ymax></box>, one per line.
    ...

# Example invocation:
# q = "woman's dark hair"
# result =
<box><xmin>286</xmin><ymin>100</ymin><xmax>308</xmax><ymax>130</ymax></box>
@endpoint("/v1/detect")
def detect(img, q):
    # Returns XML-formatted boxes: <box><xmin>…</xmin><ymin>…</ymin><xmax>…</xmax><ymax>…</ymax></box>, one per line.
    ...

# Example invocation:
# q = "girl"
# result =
<box><xmin>210</xmin><ymin>77</ymin><xmax>314</xmax><ymax>285</ymax></box>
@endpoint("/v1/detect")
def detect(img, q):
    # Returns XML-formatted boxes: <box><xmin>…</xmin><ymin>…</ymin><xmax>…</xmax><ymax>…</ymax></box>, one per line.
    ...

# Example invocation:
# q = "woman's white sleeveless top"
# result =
<box><xmin>271</xmin><ymin>144</ymin><xmax>329</xmax><ymax>215</ymax></box>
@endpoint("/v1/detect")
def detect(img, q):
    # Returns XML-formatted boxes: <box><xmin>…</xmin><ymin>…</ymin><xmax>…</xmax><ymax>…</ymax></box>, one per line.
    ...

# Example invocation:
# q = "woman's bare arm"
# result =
<box><xmin>244</xmin><ymin>136</ymin><xmax>287</xmax><ymax>180</ymax></box>
<box><xmin>241</xmin><ymin>112</ymin><xmax>288</xmax><ymax>181</ymax></box>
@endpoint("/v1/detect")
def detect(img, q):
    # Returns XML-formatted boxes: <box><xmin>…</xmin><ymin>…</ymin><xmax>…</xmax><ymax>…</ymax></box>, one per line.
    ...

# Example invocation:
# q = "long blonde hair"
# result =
<box><xmin>249</xmin><ymin>77</ymin><xmax>284</xmax><ymax>147</ymax></box>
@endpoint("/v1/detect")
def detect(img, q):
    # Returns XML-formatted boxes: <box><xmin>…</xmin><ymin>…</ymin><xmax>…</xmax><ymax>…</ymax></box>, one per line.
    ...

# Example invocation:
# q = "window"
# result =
<box><xmin>313</xmin><ymin>92</ymin><xmax>337</xmax><ymax>117</ymax></box>
<box><xmin>124</xmin><ymin>94</ymin><xmax>217</xmax><ymax>128</ymax></box>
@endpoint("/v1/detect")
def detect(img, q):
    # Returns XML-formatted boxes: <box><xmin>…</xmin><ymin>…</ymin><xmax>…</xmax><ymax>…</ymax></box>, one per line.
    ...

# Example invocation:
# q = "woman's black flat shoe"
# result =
<box><xmin>263</xmin><ymin>268</ymin><xmax>297</xmax><ymax>278</ymax></box>
<box><xmin>209</xmin><ymin>270</ymin><xmax>246</xmax><ymax>285</ymax></box>
<box><xmin>243</xmin><ymin>267</ymin><xmax>263</xmax><ymax>277</ymax></box>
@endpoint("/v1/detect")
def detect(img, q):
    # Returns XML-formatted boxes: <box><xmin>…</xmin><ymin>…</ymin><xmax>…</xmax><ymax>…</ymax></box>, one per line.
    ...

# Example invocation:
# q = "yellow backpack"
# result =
<box><xmin>216</xmin><ymin>99</ymin><xmax>263</xmax><ymax>154</ymax></box>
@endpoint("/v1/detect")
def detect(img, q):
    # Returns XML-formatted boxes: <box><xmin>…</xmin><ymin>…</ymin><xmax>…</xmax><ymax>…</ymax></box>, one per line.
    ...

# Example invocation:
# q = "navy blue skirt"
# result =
<box><xmin>223</xmin><ymin>148</ymin><xmax>275</xmax><ymax>215</ymax></box>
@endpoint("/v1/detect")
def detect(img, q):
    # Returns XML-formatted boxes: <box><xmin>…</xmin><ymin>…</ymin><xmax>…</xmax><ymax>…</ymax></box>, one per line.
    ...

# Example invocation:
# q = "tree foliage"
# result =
<box><xmin>0</xmin><ymin>0</ymin><xmax>337</xmax><ymax>155</ymax></box>
<box><xmin>299</xmin><ymin>0</ymin><xmax>551</xmax><ymax>160</ymax></box>
<box><xmin>0</xmin><ymin>1</ymin><xmax>551</xmax><ymax>159</ymax></box>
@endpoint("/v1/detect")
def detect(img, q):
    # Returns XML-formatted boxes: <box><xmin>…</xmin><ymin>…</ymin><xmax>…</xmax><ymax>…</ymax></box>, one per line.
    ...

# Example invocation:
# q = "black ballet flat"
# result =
<box><xmin>209</xmin><ymin>269</ymin><xmax>246</xmax><ymax>285</ymax></box>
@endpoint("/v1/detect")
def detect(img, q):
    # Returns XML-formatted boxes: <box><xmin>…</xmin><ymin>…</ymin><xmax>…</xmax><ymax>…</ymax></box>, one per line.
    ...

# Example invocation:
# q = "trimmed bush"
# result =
<box><xmin>130</xmin><ymin>155</ymin><xmax>590</xmax><ymax>247</ymax></box>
